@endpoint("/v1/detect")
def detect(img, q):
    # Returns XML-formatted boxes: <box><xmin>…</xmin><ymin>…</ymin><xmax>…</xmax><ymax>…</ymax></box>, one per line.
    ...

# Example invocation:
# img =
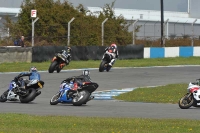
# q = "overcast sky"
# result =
<box><xmin>0</xmin><ymin>0</ymin><xmax>188</xmax><ymax>12</ymax></box>
<box><xmin>66</xmin><ymin>0</ymin><xmax>188</xmax><ymax>12</ymax></box>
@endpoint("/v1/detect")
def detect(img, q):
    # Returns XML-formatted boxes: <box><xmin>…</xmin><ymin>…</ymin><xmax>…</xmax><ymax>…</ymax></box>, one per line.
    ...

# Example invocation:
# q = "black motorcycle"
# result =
<box><xmin>48</xmin><ymin>51</ymin><xmax>71</xmax><ymax>73</ymax></box>
<box><xmin>99</xmin><ymin>51</ymin><xmax>112</xmax><ymax>72</ymax></box>
<box><xmin>0</xmin><ymin>79</ymin><xmax>44</xmax><ymax>103</ymax></box>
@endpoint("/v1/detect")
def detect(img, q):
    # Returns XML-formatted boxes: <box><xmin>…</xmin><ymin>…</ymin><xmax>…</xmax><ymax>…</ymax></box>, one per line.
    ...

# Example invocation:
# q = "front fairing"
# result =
<box><xmin>57</xmin><ymin>87</ymin><xmax>72</xmax><ymax>102</ymax></box>
<box><xmin>57</xmin><ymin>52</ymin><xmax>68</xmax><ymax>62</ymax></box>
<box><xmin>193</xmin><ymin>89</ymin><xmax>200</xmax><ymax>101</ymax></box>
<box><xmin>187</xmin><ymin>82</ymin><xmax>200</xmax><ymax>93</ymax></box>
<box><xmin>187</xmin><ymin>82</ymin><xmax>200</xmax><ymax>101</ymax></box>
<box><xmin>102</xmin><ymin>52</ymin><xmax>111</xmax><ymax>62</ymax></box>
<box><xmin>8</xmin><ymin>81</ymin><xmax>17</xmax><ymax>91</ymax></box>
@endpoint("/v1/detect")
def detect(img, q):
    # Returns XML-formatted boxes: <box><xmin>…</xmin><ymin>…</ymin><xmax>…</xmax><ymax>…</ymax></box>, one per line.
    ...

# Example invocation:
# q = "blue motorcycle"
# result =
<box><xmin>50</xmin><ymin>76</ymin><xmax>98</xmax><ymax>106</ymax></box>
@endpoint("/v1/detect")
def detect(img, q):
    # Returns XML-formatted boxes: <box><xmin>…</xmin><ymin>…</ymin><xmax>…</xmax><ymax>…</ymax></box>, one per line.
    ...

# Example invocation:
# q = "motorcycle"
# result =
<box><xmin>99</xmin><ymin>51</ymin><xmax>113</xmax><ymax>72</ymax></box>
<box><xmin>50</xmin><ymin>76</ymin><xmax>98</xmax><ymax>106</ymax></box>
<box><xmin>48</xmin><ymin>51</ymin><xmax>71</xmax><ymax>73</ymax></box>
<box><xmin>0</xmin><ymin>79</ymin><xmax>44</xmax><ymax>103</ymax></box>
<box><xmin>178</xmin><ymin>79</ymin><xmax>200</xmax><ymax>109</ymax></box>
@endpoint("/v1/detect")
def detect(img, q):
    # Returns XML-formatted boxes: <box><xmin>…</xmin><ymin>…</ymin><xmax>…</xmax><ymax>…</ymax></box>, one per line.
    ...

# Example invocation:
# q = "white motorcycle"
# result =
<box><xmin>0</xmin><ymin>79</ymin><xmax>44</xmax><ymax>103</ymax></box>
<box><xmin>178</xmin><ymin>79</ymin><xmax>200</xmax><ymax>109</ymax></box>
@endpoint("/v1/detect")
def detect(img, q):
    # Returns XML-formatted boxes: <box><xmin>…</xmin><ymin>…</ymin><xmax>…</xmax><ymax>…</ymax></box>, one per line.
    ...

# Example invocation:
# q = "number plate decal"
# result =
<box><xmin>38</xmin><ymin>82</ymin><xmax>43</xmax><ymax>88</ymax></box>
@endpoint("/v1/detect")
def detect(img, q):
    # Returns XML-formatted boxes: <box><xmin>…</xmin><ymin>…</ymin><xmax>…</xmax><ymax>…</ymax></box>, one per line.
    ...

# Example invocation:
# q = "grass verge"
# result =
<box><xmin>114</xmin><ymin>83</ymin><xmax>188</xmax><ymax>104</ymax></box>
<box><xmin>1</xmin><ymin>57</ymin><xmax>200</xmax><ymax>72</ymax></box>
<box><xmin>0</xmin><ymin>113</ymin><xmax>200</xmax><ymax>133</ymax></box>
<box><xmin>0</xmin><ymin>57</ymin><xmax>199</xmax><ymax>132</ymax></box>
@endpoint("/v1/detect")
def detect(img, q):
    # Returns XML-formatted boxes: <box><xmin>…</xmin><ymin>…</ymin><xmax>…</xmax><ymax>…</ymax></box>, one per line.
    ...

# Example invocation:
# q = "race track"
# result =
<box><xmin>1</xmin><ymin>66</ymin><xmax>200</xmax><ymax>119</ymax></box>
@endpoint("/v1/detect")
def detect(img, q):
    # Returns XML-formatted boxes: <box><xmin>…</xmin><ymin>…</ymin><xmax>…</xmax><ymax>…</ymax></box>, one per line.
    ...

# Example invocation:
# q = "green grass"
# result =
<box><xmin>1</xmin><ymin>57</ymin><xmax>200</xmax><ymax>72</ymax></box>
<box><xmin>1</xmin><ymin>57</ymin><xmax>200</xmax><ymax>132</ymax></box>
<box><xmin>114</xmin><ymin>83</ymin><xmax>188</xmax><ymax>104</ymax></box>
<box><xmin>0</xmin><ymin>113</ymin><xmax>200</xmax><ymax>133</ymax></box>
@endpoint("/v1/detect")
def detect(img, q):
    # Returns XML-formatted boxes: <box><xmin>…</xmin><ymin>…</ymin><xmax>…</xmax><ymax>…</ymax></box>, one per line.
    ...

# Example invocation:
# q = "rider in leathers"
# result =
<box><xmin>60</xmin><ymin>70</ymin><xmax>92</xmax><ymax>99</ymax></box>
<box><xmin>58</xmin><ymin>47</ymin><xmax>72</xmax><ymax>65</ymax></box>
<box><xmin>14</xmin><ymin>66</ymin><xmax>41</xmax><ymax>93</ymax></box>
<box><xmin>104</xmin><ymin>43</ymin><xmax>119</xmax><ymax>66</ymax></box>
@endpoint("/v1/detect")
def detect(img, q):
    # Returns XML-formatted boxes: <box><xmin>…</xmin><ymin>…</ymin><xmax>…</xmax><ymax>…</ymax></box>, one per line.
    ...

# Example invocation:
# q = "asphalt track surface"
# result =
<box><xmin>1</xmin><ymin>66</ymin><xmax>200</xmax><ymax>119</ymax></box>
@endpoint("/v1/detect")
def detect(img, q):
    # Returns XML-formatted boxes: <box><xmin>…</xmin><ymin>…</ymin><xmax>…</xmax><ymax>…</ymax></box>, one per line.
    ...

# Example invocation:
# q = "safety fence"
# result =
<box><xmin>0</xmin><ymin>44</ymin><xmax>144</xmax><ymax>63</ymax></box>
<box><xmin>1</xmin><ymin>45</ymin><xmax>200</xmax><ymax>63</ymax></box>
<box><xmin>32</xmin><ymin>44</ymin><xmax>144</xmax><ymax>62</ymax></box>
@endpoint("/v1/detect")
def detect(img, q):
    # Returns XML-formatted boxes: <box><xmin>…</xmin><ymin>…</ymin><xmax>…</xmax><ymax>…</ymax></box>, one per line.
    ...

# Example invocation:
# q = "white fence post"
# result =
<box><xmin>32</xmin><ymin>17</ymin><xmax>39</xmax><ymax>47</ymax></box>
<box><xmin>132</xmin><ymin>19</ymin><xmax>139</xmax><ymax>45</ymax></box>
<box><xmin>191</xmin><ymin>19</ymin><xmax>197</xmax><ymax>46</ymax></box>
<box><xmin>67</xmin><ymin>17</ymin><xmax>75</xmax><ymax>46</ymax></box>
<box><xmin>102</xmin><ymin>18</ymin><xmax>108</xmax><ymax>46</ymax></box>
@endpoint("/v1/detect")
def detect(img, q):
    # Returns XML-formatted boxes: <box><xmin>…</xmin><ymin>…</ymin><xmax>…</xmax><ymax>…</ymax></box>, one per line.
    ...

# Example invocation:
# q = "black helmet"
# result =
<box><xmin>67</xmin><ymin>47</ymin><xmax>72</xmax><ymax>53</ymax></box>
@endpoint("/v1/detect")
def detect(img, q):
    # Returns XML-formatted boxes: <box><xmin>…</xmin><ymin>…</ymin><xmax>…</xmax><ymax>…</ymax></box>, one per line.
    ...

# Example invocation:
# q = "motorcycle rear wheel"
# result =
<box><xmin>178</xmin><ymin>93</ymin><xmax>194</xmax><ymax>109</ymax></box>
<box><xmin>0</xmin><ymin>90</ymin><xmax>8</xmax><ymax>102</ymax></box>
<box><xmin>48</xmin><ymin>61</ymin><xmax>58</xmax><ymax>73</ymax></box>
<box><xmin>50</xmin><ymin>93</ymin><xmax>60</xmax><ymax>105</ymax></box>
<box><xmin>19</xmin><ymin>88</ymin><xmax>36</xmax><ymax>103</ymax></box>
<box><xmin>72</xmin><ymin>90</ymin><xmax>90</xmax><ymax>106</ymax></box>
<box><xmin>99</xmin><ymin>61</ymin><xmax>106</xmax><ymax>72</ymax></box>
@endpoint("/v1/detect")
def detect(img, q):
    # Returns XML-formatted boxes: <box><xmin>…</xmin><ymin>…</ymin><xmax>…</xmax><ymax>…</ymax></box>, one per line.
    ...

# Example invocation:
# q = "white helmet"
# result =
<box><xmin>30</xmin><ymin>66</ymin><xmax>37</xmax><ymax>72</ymax></box>
<box><xmin>82</xmin><ymin>70</ymin><xmax>90</xmax><ymax>76</ymax></box>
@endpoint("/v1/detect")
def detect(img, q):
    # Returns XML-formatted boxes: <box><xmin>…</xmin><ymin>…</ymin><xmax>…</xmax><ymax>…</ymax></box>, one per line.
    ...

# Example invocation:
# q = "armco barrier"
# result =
<box><xmin>144</xmin><ymin>46</ymin><xmax>200</xmax><ymax>58</ymax></box>
<box><xmin>0</xmin><ymin>46</ymin><xmax>32</xmax><ymax>63</ymax></box>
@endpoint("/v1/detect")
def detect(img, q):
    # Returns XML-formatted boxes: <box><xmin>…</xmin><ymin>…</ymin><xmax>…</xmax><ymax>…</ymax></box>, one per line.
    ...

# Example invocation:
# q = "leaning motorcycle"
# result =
<box><xmin>99</xmin><ymin>51</ymin><xmax>112</xmax><ymax>72</ymax></box>
<box><xmin>0</xmin><ymin>79</ymin><xmax>44</xmax><ymax>103</ymax></box>
<box><xmin>50</xmin><ymin>77</ymin><xmax>98</xmax><ymax>106</ymax></box>
<box><xmin>48</xmin><ymin>51</ymin><xmax>70</xmax><ymax>73</ymax></box>
<box><xmin>178</xmin><ymin>79</ymin><xmax>200</xmax><ymax>109</ymax></box>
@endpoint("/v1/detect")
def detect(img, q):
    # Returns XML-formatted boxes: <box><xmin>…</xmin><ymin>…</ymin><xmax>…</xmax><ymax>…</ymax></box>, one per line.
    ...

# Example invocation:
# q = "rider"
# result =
<box><xmin>104</xmin><ymin>43</ymin><xmax>119</xmax><ymax>66</ymax></box>
<box><xmin>58</xmin><ymin>47</ymin><xmax>72</xmax><ymax>65</ymax></box>
<box><xmin>14</xmin><ymin>66</ymin><xmax>41</xmax><ymax>92</ymax></box>
<box><xmin>60</xmin><ymin>70</ymin><xmax>91</xmax><ymax>98</ymax></box>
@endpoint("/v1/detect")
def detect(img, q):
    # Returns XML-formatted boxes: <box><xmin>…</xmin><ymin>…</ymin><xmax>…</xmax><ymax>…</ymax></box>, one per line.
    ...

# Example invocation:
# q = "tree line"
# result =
<box><xmin>3</xmin><ymin>0</ymin><xmax>134</xmax><ymax>46</ymax></box>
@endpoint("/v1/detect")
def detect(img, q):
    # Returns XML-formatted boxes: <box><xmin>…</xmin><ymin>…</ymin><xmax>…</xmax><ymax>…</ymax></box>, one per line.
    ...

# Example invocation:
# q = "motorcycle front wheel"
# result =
<box><xmin>0</xmin><ymin>90</ymin><xmax>8</xmax><ymax>102</ymax></box>
<box><xmin>50</xmin><ymin>93</ymin><xmax>60</xmax><ymax>105</ymax></box>
<box><xmin>99</xmin><ymin>61</ymin><xmax>106</xmax><ymax>72</ymax></box>
<box><xmin>72</xmin><ymin>90</ymin><xmax>90</xmax><ymax>106</ymax></box>
<box><xmin>178</xmin><ymin>93</ymin><xmax>194</xmax><ymax>109</ymax></box>
<box><xmin>48</xmin><ymin>61</ymin><xmax>58</xmax><ymax>73</ymax></box>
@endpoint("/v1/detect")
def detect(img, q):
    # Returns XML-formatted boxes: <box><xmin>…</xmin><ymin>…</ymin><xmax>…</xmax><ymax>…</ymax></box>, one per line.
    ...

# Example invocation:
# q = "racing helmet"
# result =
<box><xmin>30</xmin><ymin>66</ymin><xmax>37</xmax><ymax>72</ymax></box>
<box><xmin>67</xmin><ymin>47</ymin><xmax>72</xmax><ymax>53</ymax></box>
<box><xmin>82</xmin><ymin>70</ymin><xmax>90</xmax><ymax>76</ymax></box>
<box><xmin>111</xmin><ymin>43</ymin><xmax>117</xmax><ymax>49</ymax></box>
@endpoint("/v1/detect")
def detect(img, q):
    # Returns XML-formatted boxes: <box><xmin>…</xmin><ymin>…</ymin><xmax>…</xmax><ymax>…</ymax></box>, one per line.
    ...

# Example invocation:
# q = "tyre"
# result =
<box><xmin>19</xmin><ymin>88</ymin><xmax>36</xmax><ymax>103</ymax></box>
<box><xmin>106</xmin><ymin>65</ymin><xmax>112</xmax><ymax>72</ymax></box>
<box><xmin>48</xmin><ymin>61</ymin><xmax>58</xmax><ymax>73</ymax></box>
<box><xmin>178</xmin><ymin>93</ymin><xmax>194</xmax><ymax>109</ymax></box>
<box><xmin>56</xmin><ymin>67</ymin><xmax>61</xmax><ymax>73</ymax></box>
<box><xmin>99</xmin><ymin>61</ymin><xmax>106</xmax><ymax>72</ymax></box>
<box><xmin>72</xmin><ymin>90</ymin><xmax>90</xmax><ymax>106</ymax></box>
<box><xmin>0</xmin><ymin>90</ymin><xmax>8</xmax><ymax>102</ymax></box>
<box><xmin>50</xmin><ymin>93</ymin><xmax>60</xmax><ymax>105</ymax></box>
